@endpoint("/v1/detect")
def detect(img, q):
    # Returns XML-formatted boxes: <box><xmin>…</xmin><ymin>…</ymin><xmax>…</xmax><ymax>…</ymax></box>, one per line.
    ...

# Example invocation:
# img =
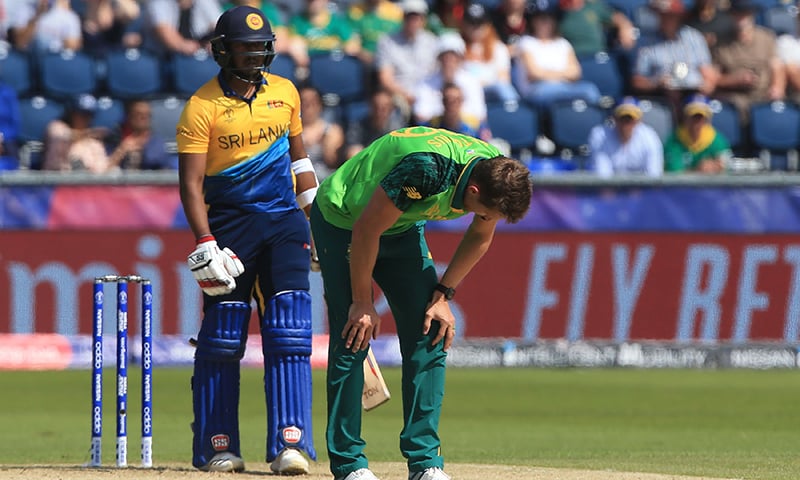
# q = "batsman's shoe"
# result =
<box><xmin>335</xmin><ymin>468</ymin><xmax>381</xmax><ymax>480</ymax></box>
<box><xmin>270</xmin><ymin>447</ymin><xmax>309</xmax><ymax>475</ymax></box>
<box><xmin>199</xmin><ymin>452</ymin><xmax>245</xmax><ymax>472</ymax></box>
<box><xmin>409</xmin><ymin>467</ymin><xmax>451</xmax><ymax>480</ymax></box>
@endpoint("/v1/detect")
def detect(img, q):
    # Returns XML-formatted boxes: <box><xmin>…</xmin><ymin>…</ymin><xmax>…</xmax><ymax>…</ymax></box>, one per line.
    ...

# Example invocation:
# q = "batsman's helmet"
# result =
<box><xmin>210</xmin><ymin>6</ymin><xmax>276</xmax><ymax>79</ymax></box>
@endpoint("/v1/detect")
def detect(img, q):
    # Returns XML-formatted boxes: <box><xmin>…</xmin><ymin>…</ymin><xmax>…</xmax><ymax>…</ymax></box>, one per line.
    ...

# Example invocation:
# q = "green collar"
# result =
<box><xmin>451</xmin><ymin>157</ymin><xmax>484</xmax><ymax>210</ymax></box>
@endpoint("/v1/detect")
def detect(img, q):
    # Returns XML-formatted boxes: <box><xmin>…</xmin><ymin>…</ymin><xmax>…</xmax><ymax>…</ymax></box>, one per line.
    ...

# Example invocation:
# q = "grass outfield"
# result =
<box><xmin>0</xmin><ymin>368</ymin><xmax>798</xmax><ymax>479</ymax></box>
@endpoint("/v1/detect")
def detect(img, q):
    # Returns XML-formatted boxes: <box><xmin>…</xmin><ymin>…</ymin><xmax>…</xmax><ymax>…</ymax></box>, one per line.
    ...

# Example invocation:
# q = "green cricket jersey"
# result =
<box><xmin>315</xmin><ymin>126</ymin><xmax>501</xmax><ymax>234</ymax></box>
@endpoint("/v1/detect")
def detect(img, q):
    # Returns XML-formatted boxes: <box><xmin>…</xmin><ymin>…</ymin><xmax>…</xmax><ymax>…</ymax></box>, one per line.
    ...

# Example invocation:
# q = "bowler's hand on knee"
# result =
<box><xmin>344</xmin><ymin>302</ymin><xmax>381</xmax><ymax>352</ymax></box>
<box><xmin>424</xmin><ymin>299</ymin><xmax>456</xmax><ymax>351</ymax></box>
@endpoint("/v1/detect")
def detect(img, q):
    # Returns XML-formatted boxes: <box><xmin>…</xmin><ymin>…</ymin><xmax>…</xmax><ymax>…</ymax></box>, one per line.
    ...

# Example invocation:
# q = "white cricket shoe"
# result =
<box><xmin>409</xmin><ymin>467</ymin><xmax>451</xmax><ymax>480</ymax></box>
<box><xmin>270</xmin><ymin>447</ymin><xmax>310</xmax><ymax>475</ymax></box>
<box><xmin>198</xmin><ymin>451</ymin><xmax>245</xmax><ymax>472</ymax></box>
<box><xmin>335</xmin><ymin>467</ymin><xmax>381</xmax><ymax>480</ymax></box>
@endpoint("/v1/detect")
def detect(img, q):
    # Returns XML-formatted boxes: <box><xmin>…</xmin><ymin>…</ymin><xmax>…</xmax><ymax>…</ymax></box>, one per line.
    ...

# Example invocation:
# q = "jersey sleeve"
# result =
<box><xmin>379</xmin><ymin>152</ymin><xmax>459</xmax><ymax>211</ymax></box>
<box><xmin>176</xmin><ymin>98</ymin><xmax>212</xmax><ymax>154</ymax></box>
<box><xmin>289</xmin><ymin>83</ymin><xmax>303</xmax><ymax>137</ymax></box>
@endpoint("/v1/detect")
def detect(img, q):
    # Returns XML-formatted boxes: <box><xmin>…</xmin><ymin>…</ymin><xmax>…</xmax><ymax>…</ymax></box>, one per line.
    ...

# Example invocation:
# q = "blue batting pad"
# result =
<box><xmin>262</xmin><ymin>290</ymin><xmax>316</xmax><ymax>461</ymax></box>
<box><xmin>192</xmin><ymin>301</ymin><xmax>251</xmax><ymax>468</ymax></box>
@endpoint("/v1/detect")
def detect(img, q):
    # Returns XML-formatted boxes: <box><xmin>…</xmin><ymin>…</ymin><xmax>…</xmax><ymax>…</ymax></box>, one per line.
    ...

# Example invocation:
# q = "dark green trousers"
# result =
<box><xmin>310</xmin><ymin>203</ymin><xmax>447</xmax><ymax>477</ymax></box>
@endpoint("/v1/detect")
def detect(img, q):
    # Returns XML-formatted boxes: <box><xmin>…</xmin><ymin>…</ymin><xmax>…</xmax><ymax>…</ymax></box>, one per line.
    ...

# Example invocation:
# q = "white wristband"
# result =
<box><xmin>296</xmin><ymin>187</ymin><xmax>318</xmax><ymax>209</ymax></box>
<box><xmin>291</xmin><ymin>157</ymin><xmax>315</xmax><ymax>175</ymax></box>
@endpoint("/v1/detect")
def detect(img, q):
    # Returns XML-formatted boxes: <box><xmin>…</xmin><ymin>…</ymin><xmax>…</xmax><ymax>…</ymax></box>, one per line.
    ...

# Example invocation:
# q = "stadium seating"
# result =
<box><xmin>269</xmin><ymin>54</ymin><xmax>296</xmax><ymax>83</ymax></box>
<box><xmin>105</xmin><ymin>48</ymin><xmax>163</xmax><ymax>99</ymax></box>
<box><xmin>91</xmin><ymin>96</ymin><xmax>125</xmax><ymax>131</ymax></box>
<box><xmin>709</xmin><ymin>99</ymin><xmax>743</xmax><ymax>154</ymax></box>
<box><xmin>638</xmin><ymin>97</ymin><xmax>674</xmax><ymax>143</ymax></box>
<box><xmin>149</xmin><ymin>96</ymin><xmax>186</xmax><ymax>147</ymax></box>
<box><xmin>486</xmin><ymin>101</ymin><xmax>539</xmax><ymax>156</ymax></box>
<box><xmin>39</xmin><ymin>51</ymin><xmax>97</xmax><ymax>100</ymax></box>
<box><xmin>0</xmin><ymin>48</ymin><xmax>34</xmax><ymax>96</ymax></box>
<box><xmin>578</xmin><ymin>52</ymin><xmax>624</xmax><ymax>106</ymax></box>
<box><xmin>763</xmin><ymin>5</ymin><xmax>797</xmax><ymax>36</ymax></box>
<box><xmin>171</xmin><ymin>51</ymin><xmax>219</xmax><ymax>97</ymax></box>
<box><xmin>18</xmin><ymin>96</ymin><xmax>65</xmax><ymax>144</ymax></box>
<box><xmin>548</xmin><ymin>98</ymin><xmax>607</xmax><ymax>166</ymax></box>
<box><xmin>749</xmin><ymin>100</ymin><xmax>800</xmax><ymax>170</ymax></box>
<box><xmin>308</xmin><ymin>53</ymin><xmax>365</xmax><ymax>106</ymax></box>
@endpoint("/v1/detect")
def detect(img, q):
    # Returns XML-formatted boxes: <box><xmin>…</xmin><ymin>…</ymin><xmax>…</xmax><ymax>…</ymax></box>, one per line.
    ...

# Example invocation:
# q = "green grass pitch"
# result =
<box><xmin>1</xmin><ymin>367</ymin><xmax>798</xmax><ymax>479</ymax></box>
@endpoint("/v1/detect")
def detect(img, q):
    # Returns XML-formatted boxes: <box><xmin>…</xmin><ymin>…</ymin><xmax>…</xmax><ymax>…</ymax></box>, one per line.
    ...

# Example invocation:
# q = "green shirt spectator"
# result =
<box><xmin>559</xmin><ymin>0</ymin><xmax>637</xmax><ymax>56</ymax></box>
<box><xmin>348</xmin><ymin>0</ymin><xmax>403</xmax><ymax>60</ymax></box>
<box><xmin>664</xmin><ymin>94</ymin><xmax>732</xmax><ymax>173</ymax></box>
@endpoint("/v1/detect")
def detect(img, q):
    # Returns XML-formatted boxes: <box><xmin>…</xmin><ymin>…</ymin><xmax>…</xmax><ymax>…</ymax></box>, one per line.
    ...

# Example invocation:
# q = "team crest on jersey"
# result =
<box><xmin>211</xmin><ymin>434</ymin><xmax>230</xmax><ymax>451</ymax></box>
<box><xmin>223</xmin><ymin>108</ymin><xmax>235</xmax><ymax>123</ymax></box>
<box><xmin>282</xmin><ymin>426</ymin><xmax>302</xmax><ymax>444</ymax></box>
<box><xmin>246</xmin><ymin>13</ymin><xmax>264</xmax><ymax>30</ymax></box>
<box><xmin>402</xmin><ymin>186</ymin><xmax>422</xmax><ymax>199</ymax></box>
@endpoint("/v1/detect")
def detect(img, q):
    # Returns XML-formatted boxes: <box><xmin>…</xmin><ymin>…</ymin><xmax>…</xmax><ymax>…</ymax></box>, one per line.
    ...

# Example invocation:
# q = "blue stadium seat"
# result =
<box><xmin>92</xmin><ymin>96</ymin><xmax>125</xmax><ymax>131</ymax></box>
<box><xmin>638</xmin><ymin>97</ymin><xmax>674</xmax><ymax>143</ymax></box>
<box><xmin>308</xmin><ymin>53</ymin><xmax>365</xmax><ymax>105</ymax></box>
<box><xmin>750</xmin><ymin>100</ymin><xmax>800</xmax><ymax>170</ymax></box>
<box><xmin>548</xmin><ymin>98</ymin><xmax>607</xmax><ymax>164</ymax></box>
<box><xmin>269</xmin><ymin>54</ymin><xmax>296</xmax><ymax>83</ymax></box>
<box><xmin>171</xmin><ymin>51</ymin><xmax>219</xmax><ymax>97</ymax></box>
<box><xmin>149</xmin><ymin>96</ymin><xmax>186</xmax><ymax>146</ymax></box>
<box><xmin>605</xmin><ymin>0</ymin><xmax>649</xmax><ymax>20</ymax></box>
<box><xmin>763</xmin><ymin>5</ymin><xmax>797</xmax><ymax>36</ymax></box>
<box><xmin>0</xmin><ymin>48</ymin><xmax>34</xmax><ymax>96</ymax></box>
<box><xmin>709</xmin><ymin>99</ymin><xmax>743</xmax><ymax>153</ymax></box>
<box><xmin>39</xmin><ymin>51</ymin><xmax>97</xmax><ymax>100</ymax></box>
<box><xmin>105</xmin><ymin>49</ymin><xmax>163</xmax><ymax>99</ymax></box>
<box><xmin>18</xmin><ymin>96</ymin><xmax>65</xmax><ymax>143</ymax></box>
<box><xmin>578</xmin><ymin>52</ymin><xmax>624</xmax><ymax>105</ymax></box>
<box><xmin>634</xmin><ymin>5</ymin><xmax>660</xmax><ymax>36</ymax></box>
<box><xmin>342</xmin><ymin>100</ymin><xmax>370</xmax><ymax>128</ymax></box>
<box><xmin>486</xmin><ymin>101</ymin><xmax>539</xmax><ymax>155</ymax></box>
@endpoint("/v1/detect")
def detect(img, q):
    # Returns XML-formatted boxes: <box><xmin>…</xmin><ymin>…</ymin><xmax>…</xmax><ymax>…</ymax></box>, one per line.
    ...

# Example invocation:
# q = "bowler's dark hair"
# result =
<box><xmin>471</xmin><ymin>156</ymin><xmax>533</xmax><ymax>223</ymax></box>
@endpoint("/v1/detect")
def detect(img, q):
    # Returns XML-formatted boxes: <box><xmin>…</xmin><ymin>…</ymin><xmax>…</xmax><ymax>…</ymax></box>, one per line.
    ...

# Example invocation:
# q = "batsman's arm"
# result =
<box><xmin>289</xmin><ymin>134</ymin><xmax>318</xmax><ymax>218</ymax></box>
<box><xmin>178</xmin><ymin>152</ymin><xmax>212</xmax><ymax>240</ymax></box>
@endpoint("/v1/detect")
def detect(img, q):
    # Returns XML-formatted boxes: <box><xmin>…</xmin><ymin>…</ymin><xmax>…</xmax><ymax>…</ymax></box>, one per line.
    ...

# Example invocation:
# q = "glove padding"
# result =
<box><xmin>187</xmin><ymin>238</ymin><xmax>244</xmax><ymax>296</ymax></box>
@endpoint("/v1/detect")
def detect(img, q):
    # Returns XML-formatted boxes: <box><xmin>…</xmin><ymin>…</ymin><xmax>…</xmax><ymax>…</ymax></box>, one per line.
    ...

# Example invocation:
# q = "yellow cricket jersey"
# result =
<box><xmin>176</xmin><ymin>72</ymin><xmax>303</xmax><ymax>213</ymax></box>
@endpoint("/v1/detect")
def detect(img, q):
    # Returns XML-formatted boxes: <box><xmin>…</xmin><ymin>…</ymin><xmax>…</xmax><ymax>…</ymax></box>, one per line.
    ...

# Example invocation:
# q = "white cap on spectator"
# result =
<box><xmin>437</xmin><ymin>32</ymin><xmax>466</xmax><ymax>56</ymax></box>
<box><xmin>401</xmin><ymin>0</ymin><xmax>429</xmax><ymax>15</ymax></box>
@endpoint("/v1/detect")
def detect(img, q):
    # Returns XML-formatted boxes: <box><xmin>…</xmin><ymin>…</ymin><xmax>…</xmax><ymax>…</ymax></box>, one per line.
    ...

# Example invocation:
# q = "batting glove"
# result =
<box><xmin>187</xmin><ymin>236</ymin><xmax>244</xmax><ymax>296</ymax></box>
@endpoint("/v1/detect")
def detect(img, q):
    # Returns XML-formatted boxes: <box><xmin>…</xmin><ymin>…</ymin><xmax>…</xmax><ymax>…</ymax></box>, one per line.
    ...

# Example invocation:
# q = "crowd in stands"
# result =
<box><xmin>1</xmin><ymin>0</ymin><xmax>800</xmax><ymax>175</ymax></box>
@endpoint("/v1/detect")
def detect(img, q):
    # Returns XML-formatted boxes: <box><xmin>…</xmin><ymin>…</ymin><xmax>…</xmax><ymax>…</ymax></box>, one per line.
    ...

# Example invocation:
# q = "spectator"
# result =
<box><xmin>345</xmin><ymin>88</ymin><xmax>405</xmax><ymax>158</ymax></box>
<box><xmin>711</xmin><ymin>0</ymin><xmax>786</xmax><ymax>124</ymax></box>
<box><xmin>631</xmin><ymin>0</ymin><xmax>718</xmax><ymax>114</ymax></box>
<box><xmin>558</xmin><ymin>0</ymin><xmax>636</xmax><ymax>57</ymax></box>
<box><xmin>9</xmin><ymin>0</ymin><xmax>82</xmax><ymax>53</ymax></box>
<box><xmin>42</xmin><ymin>94</ymin><xmax>111</xmax><ymax>173</ymax></box>
<box><xmin>82</xmin><ymin>0</ymin><xmax>143</xmax><ymax>55</ymax></box>
<box><xmin>778</xmin><ymin>11</ymin><xmax>800</xmax><ymax>103</ymax></box>
<box><xmin>588</xmin><ymin>96</ymin><xmax>663</xmax><ymax>176</ymax></box>
<box><xmin>299</xmin><ymin>85</ymin><xmax>345</xmax><ymax>181</ymax></box>
<box><xmin>428</xmin><ymin>0</ymin><xmax>469</xmax><ymax>33</ymax></box>
<box><xmin>288</xmin><ymin>0</ymin><xmax>362</xmax><ymax>70</ymax></box>
<box><xmin>143</xmin><ymin>0</ymin><xmax>221</xmax><ymax>57</ymax></box>
<box><xmin>106</xmin><ymin>99</ymin><xmax>173</xmax><ymax>170</ymax></box>
<box><xmin>460</xmin><ymin>3</ymin><xmax>520</xmax><ymax>105</ymax></box>
<box><xmin>375</xmin><ymin>0</ymin><xmax>439</xmax><ymax>121</ymax></box>
<box><xmin>422</xmin><ymin>82</ymin><xmax>492</xmax><ymax>140</ymax></box>
<box><xmin>513</xmin><ymin>2</ymin><xmax>601</xmax><ymax>107</ymax></box>
<box><xmin>0</xmin><ymin>79</ymin><xmax>20</xmax><ymax>170</ymax></box>
<box><xmin>489</xmin><ymin>0</ymin><xmax>531</xmax><ymax>56</ymax></box>
<box><xmin>413</xmin><ymin>31</ymin><xmax>487</xmax><ymax>124</ymax></box>
<box><xmin>685</xmin><ymin>0</ymin><xmax>735</xmax><ymax>49</ymax></box>
<box><xmin>664</xmin><ymin>93</ymin><xmax>732</xmax><ymax>173</ymax></box>
<box><xmin>347</xmin><ymin>0</ymin><xmax>403</xmax><ymax>66</ymax></box>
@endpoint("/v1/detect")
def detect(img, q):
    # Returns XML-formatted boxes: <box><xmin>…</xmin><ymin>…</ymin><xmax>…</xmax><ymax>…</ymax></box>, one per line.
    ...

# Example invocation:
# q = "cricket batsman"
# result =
<box><xmin>177</xmin><ymin>5</ymin><xmax>318</xmax><ymax>474</ymax></box>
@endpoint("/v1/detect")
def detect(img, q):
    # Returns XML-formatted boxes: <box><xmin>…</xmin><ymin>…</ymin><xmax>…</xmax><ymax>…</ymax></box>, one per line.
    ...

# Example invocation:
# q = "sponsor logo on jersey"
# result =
<box><xmin>211</xmin><ymin>434</ymin><xmax>231</xmax><ymax>451</ymax></box>
<box><xmin>282</xmin><ymin>426</ymin><xmax>302</xmax><ymax>444</ymax></box>
<box><xmin>402</xmin><ymin>186</ymin><xmax>422</xmax><ymax>199</ymax></box>
<box><xmin>266</xmin><ymin>99</ymin><xmax>284</xmax><ymax>109</ymax></box>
